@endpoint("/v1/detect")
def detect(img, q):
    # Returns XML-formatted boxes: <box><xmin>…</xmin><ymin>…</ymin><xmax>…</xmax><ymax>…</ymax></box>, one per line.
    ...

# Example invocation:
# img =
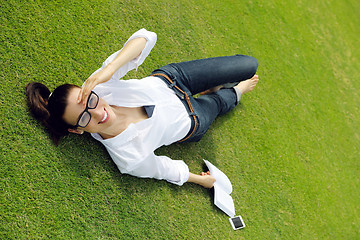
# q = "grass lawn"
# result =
<box><xmin>1</xmin><ymin>0</ymin><xmax>359</xmax><ymax>239</ymax></box>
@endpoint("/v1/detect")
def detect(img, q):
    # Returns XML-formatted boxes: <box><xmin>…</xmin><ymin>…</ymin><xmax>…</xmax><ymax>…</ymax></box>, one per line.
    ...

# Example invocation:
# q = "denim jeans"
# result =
<box><xmin>151</xmin><ymin>54</ymin><xmax>258</xmax><ymax>142</ymax></box>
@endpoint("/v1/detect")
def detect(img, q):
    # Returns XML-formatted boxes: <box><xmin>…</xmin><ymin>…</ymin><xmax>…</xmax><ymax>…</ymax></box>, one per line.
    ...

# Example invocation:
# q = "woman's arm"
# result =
<box><xmin>113</xmin><ymin>151</ymin><xmax>216</xmax><ymax>188</ymax></box>
<box><xmin>78</xmin><ymin>37</ymin><xmax>147</xmax><ymax>105</ymax></box>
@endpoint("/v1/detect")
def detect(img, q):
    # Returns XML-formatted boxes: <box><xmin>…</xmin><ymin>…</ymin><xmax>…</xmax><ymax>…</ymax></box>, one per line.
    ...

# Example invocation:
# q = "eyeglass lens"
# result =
<box><xmin>87</xmin><ymin>93</ymin><xmax>98</xmax><ymax>108</ymax></box>
<box><xmin>77</xmin><ymin>92</ymin><xmax>99</xmax><ymax>127</ymax></box>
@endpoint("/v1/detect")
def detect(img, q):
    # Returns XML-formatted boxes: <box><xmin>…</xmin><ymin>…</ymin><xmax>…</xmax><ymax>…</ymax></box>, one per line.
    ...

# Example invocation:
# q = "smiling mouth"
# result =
<box><xmin>99</xmin><ymin>108</ymin><xmax>109</xmax><ymax>124</ymax></box>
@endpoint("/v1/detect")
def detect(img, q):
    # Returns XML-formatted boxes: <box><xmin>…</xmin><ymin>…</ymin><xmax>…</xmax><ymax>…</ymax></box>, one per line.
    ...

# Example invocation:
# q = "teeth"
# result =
<box><xmin>101</xmin><ymin>110</ymin><xmax>108</xmax><ymax>123</ymax></box>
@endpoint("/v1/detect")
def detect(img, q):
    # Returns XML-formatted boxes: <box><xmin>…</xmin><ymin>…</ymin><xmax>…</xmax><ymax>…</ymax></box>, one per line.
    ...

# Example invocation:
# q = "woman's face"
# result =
<box><xmin>63</xmin><ymin>87</ymin><xmax>115</xmax><ymax>134</ymax></box>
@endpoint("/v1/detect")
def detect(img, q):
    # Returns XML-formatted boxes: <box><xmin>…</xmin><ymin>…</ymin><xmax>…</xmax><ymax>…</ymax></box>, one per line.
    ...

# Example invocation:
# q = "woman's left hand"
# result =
<box><xmin>77</xmin><ymin>37</ymin><xmax>148</xmax><ymax>105</ymax></box>
<box><xmin>77</xmin><ymin>67</ymin><xmax>113</xmax><ymax>105</ymax></box>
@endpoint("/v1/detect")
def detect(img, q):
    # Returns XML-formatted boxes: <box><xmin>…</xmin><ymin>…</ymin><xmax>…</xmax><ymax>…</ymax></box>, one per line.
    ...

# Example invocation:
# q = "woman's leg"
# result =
<box><xmin>171</xmin><ymin>54</ymin><xmax>258</xmax><ymax>95</ymax></box>
<box><xmin>185</xmin><ymin>75</ymin><xmax>259</xmax><ymax>142</ymax></box>
<box><xmin>151</xmin><ymin>54</ymin><xmax>259</xmax><ymax>143</ymax></box>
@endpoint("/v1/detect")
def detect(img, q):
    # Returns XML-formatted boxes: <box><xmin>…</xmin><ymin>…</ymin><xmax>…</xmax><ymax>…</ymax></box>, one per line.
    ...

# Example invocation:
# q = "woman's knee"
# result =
<box><xmin>235</xmin><ymin>54</ymin><xmax>259</xmax><ymax>77</ymax></box>
<box><xmin>247</xmin><ymin>56</ymin><xmax>259</xmax><ymax>74</ymax></box>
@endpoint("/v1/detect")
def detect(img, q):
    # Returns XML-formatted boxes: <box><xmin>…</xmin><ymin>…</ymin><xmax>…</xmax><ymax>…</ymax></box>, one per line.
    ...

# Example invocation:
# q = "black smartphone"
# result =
<box><xmin>229</xmin><ymin>216</ymin><xmax>245</xmax><ymax>230</ymax></box>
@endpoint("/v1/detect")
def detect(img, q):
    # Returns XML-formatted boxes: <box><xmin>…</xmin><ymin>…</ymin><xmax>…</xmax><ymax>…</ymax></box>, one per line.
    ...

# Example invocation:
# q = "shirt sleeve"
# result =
<box><xmin>108</xmin><ymin>150</ymin><xmax>190</xmax><ymax>186</ymax></box>
<box><xmin>92</xmin><ymin>28</ymin><xmax>157</xmax><ymax>80</ymax></box>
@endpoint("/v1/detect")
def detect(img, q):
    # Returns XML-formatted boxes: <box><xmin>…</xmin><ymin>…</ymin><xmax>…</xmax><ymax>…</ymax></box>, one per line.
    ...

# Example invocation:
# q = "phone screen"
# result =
<box><xmin>229</xmin><ymin>216</ymin><xmax>245</xmax><ymax>230</ymax></box>
<box><xmin>232</xmin><ymin>217</ymin><xmax>244</xmax><ymax>228</ymax></box>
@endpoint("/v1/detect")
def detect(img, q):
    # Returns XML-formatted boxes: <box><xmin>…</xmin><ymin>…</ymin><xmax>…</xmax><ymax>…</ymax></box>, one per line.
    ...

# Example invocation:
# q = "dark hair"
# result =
<box><xmin>26</xmin><ymin>82</ymin><xmax>79</xmax><ymax>144</ymax></box>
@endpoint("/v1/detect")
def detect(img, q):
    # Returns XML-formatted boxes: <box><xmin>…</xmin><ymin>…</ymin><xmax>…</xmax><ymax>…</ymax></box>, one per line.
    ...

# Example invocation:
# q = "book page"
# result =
<box><xmin>204</xmin><ymin>160</ymin><xmax>232</xmax><ymax>194</ymax></box>
<box><xmin>214</xmin><ymin>185</ymin><xmax>236</xmax><ymax>217</ymax></box>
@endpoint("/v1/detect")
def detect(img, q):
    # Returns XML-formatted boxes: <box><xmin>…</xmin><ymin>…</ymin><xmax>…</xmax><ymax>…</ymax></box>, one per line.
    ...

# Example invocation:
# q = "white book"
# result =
<box><xmin>204</xmin><ymin>160</ymin><xmax>235</xmax><ymax>217</ymax></box>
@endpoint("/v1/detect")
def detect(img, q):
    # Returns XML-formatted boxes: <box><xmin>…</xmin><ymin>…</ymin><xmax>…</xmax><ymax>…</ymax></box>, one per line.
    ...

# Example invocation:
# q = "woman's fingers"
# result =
<box><xmin>77</xmin><ymin>88</ymin><xmax>85</xmax><ymax>103</ymax></box>
<box><xmin>77</xmin><ymin>77</ymin><xmax>97</xmax><ymax>105</ymax></box>
<box><xmin>77</xmin><ymin>69</ymin><xmax>113</xmax><ymax>105</ymax></box>
<box><xmin>200</xmin><ymin>171</ymin><xmax>211</xmax><ymax>176</ymax></box>
<box><xmin>77</xmin><ymin>85</ymin><xmax>90</xmax><ymax>106</ymax></box>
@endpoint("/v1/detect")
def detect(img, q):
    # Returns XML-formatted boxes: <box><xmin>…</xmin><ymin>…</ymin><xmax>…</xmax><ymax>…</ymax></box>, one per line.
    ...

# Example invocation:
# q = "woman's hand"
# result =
<box><xmin>201</xmin><ymin>171</ymin><xmax>211</xmax><ymax>176</ymax></box>
<box><xmin>188</xmin><ymin>172</ymin><xmax>216</xmax><ymax>188</ymax></box>
<box><xmin>77</xmin><ymin>66</ymin><xmax>114</xmax><ymax>105</ymax></box>
<box><xmin>77</xmin><ymin>37</ymin><xmax>147</xmax><ymax>105</ymax></box>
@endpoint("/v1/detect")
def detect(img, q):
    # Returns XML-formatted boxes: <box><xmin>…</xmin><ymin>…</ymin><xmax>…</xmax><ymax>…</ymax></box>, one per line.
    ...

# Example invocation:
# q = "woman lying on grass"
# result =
<box><xmin>26</xmin><ymin>29</ymin><xmax>259</xmax><ymax>188</ymax></box>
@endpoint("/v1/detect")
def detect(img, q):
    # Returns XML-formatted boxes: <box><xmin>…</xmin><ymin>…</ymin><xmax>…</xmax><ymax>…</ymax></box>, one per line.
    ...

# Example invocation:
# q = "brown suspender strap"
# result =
<box><xmin>151</xmin><ymin>73</ymin><xmax>197</xmax><ymax>143</ymax></box>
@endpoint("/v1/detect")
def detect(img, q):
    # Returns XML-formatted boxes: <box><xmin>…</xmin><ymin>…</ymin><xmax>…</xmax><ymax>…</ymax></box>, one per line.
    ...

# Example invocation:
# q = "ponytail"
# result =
<box><xmin>26</xmin><ymin>82</ymin><xmax>51</xmax><ymax>121</ymax></box>
<box><xmin>26</xmin><ymin>82</ymin><xmax>79</xmax><ymax>144</ymax></box>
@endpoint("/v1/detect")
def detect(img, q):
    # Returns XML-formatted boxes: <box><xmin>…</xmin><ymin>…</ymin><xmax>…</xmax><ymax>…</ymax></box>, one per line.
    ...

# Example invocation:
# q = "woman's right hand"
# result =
<box><xmin>188</xmin><ymin>172</ymin><xmax>216</xmax><ymax>188</ymax></box>
<box><xmin>200</xmin><ymin>174</ymin><xmax>216</xmax><ymax>188</ymax></box>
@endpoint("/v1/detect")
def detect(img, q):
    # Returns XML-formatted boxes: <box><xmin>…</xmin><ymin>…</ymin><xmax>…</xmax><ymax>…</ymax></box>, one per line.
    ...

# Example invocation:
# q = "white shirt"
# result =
<box><xmin>90</xmin><ymin>29</ymin><xmax>192</xmax><ymax>186</ymax></box>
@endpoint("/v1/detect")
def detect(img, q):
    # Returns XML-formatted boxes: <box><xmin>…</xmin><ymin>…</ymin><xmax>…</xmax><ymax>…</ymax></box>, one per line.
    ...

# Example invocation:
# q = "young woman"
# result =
<box><xmin>26</xmin><ymin>29</ymin><xmax>259</xmax><ymax>188</ymax></box>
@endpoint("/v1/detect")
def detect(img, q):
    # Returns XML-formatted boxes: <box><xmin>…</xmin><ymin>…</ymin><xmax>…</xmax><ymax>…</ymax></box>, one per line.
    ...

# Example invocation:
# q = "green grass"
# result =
<box><xmin>1</xmin><ymin>0</ymin><xmax>359</xmax><ymax>239</ymax></box>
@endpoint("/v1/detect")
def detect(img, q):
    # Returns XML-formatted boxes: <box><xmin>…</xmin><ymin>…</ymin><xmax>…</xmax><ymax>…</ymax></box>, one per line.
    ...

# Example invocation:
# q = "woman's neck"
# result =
<box><xmin>99</xmin><ymin>106</ymin><xmax>148</xmax><ymax>140</ymax></box>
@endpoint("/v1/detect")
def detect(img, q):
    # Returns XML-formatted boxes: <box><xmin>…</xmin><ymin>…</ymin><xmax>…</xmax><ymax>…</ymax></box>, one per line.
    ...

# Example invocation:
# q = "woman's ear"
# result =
<box><xmin>68</xmin><ymin>128</ymin><xmax>84</xmax><ymax>135</ymax></box>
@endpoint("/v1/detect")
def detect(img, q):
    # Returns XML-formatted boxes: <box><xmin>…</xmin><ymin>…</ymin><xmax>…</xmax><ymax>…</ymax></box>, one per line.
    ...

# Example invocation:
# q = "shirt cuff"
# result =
<box><xmin>166</xmin><ymin>160</ymin><xmax>190</xmax><ymax>186</ymax></box>
<box><xmin>124</xmin><ymin>28</ymin><xmax>157</xmax><ymax>70</ymax></box>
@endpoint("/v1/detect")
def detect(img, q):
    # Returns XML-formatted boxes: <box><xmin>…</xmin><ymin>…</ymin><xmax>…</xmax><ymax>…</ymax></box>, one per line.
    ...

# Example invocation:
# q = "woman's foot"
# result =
<box><xmin>234</xmin><ymin>75</ymin><xmax>259</xmax><ymax>95</ymax></box>
<box><xmin>199</xmin><ymin>75</ymin><xmax>259</xmax><ymax>96</ymax></box>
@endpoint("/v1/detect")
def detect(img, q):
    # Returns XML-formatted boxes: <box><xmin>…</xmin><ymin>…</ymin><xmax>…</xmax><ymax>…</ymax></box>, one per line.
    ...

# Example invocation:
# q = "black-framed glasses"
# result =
<box><xmin>74</xmin><ymin>91</ymin><xmax>99</xmax><ymax>128</ymax></box>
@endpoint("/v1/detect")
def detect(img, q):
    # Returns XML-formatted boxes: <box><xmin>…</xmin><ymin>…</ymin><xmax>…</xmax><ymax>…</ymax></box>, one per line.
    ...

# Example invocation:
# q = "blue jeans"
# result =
<box><xmin>151</xmin><ymin>54</ymin><xmax>258</xmax><ymax>142</ymax></box>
